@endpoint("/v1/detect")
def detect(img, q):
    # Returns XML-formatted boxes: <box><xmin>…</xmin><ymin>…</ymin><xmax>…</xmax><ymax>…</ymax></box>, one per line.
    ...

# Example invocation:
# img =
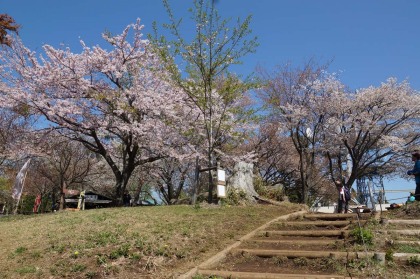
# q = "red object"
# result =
<box><xmin>33</xmin><ymin>195</ymin><xmax>41</xmax><ymax>213</ymax></box>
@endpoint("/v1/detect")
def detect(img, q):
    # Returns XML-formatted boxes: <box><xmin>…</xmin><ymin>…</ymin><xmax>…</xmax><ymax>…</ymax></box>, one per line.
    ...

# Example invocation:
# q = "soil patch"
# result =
<box><xmin>217</xmin><ymin>253</ymin><xmax>342</xmax><ymax>275</ymax></box>
<box><xmin>240</xmin><ymin>241</ymin><xmax>343</xmax><ymax>251</ymax></box>
<box><xmin>382</xmin><ymin>202</ymin><xmax>420</xmax><ymax>219</ymax></box>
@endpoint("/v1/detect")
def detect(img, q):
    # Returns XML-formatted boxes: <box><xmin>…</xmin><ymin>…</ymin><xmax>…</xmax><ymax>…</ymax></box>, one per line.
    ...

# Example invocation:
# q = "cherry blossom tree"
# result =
<box><xmin>258</xmin><ymin>61</ymin><xmax>337</xmax><ymax>203</ymax></box>
<box><xmin>260</xmin><ymin>61</ymin><xmax>420</xmax><ymax>204</ymax></box>
<box><xmin>0</xmin><ymin>20</ymin><xmax>198</xmax><ymax>205</ymax></box>
<box><xmin>0</xmin><ymin>115</ymin><xmax>16</xmax><ymax>167</ymax></box>
<box><xmin>34</xmin><ymin>135</ymin><xmax>97</xmax><ymax>210</ymax></box>
<box><xmin>250</xmin><ymin>121</ymin><xmax>298</xmax><ymax>187</ymax></box>
<box><xmin>323</xmin><ymin>78</ymin><xmax>420</xmax><ymax>188</ymax></box>
<box><xmin>151</xmin><ymin>0</ymin><xmax>259</xmax><ymax>202</ymax></box>
<box><xmin>151</xmin><ymin>157</ymin><xmax>193</xmax><ymax>204</ymax></box>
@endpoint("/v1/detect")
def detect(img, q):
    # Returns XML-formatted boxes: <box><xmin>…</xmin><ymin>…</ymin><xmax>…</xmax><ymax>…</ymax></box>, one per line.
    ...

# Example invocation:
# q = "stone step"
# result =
<box><xmin>198</xmin><ymin>269</ymin><xmax>353</xmax><ymax>279</ymax></box>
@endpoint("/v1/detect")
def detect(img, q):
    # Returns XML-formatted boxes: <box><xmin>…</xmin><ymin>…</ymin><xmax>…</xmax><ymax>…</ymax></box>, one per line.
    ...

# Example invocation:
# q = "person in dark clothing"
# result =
<box><xmin>123</xmin><ymin>191</ymin><xmax>132</xmax><ymax>207</ymax></box>
<box><xmin>407</xmin><ymin>152</ymin><xmax>420</xmax><ymax>201</ymax></box>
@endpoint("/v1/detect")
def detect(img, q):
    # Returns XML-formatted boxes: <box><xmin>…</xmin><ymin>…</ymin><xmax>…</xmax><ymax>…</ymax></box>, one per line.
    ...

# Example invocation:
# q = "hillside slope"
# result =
<box><xmin>0</xmin><ymin>203</ymin><xmax>301</xmax><ymax>278</ymax></box>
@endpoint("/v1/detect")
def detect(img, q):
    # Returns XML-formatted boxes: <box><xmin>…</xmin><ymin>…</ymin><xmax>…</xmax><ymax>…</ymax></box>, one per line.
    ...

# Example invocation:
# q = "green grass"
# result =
<box><xmin>0</xmin><ymin>203</ymin><xmax>301</xmax><ymax>278</ymax></box>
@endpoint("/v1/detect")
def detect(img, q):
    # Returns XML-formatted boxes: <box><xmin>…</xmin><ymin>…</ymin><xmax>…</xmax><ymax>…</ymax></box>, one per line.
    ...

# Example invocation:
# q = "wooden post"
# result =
<box><xmin>192</xmin><ymin>156</ymin><xmax>218</xmax><ymax>205</ymax></box>
<box><xmin>192</xmin><ymin>156</ymin><xmax>200</xmax><ymax>205</ymax></box>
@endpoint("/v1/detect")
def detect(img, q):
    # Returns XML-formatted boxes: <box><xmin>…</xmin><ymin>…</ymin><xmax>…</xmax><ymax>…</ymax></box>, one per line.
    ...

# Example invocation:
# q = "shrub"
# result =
<box><xmin>225</xmin><ymin>188</ymin><xmax>247</xmax><ymax>205</ymax></box>
<box><xmin>351</xmin><ymin>227</ymin><xmax>373</xmax><ymax>245</ymax></box>
<box><xmin>254</xmin><ymin>176</ymin><xmax>285</xmax><ymax>201</ymax></box>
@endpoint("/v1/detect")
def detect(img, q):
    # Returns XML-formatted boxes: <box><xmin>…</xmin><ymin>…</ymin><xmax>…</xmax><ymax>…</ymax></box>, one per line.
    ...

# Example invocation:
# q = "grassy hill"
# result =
<box><xmin>0</xmin><ymin>203</ymin><xmax>301</xmax><ymax>278</ymax></box>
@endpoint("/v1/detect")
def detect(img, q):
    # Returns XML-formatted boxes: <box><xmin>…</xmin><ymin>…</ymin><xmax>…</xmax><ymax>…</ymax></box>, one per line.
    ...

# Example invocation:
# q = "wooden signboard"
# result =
<box><xmin>217</xmin><ymin>185</ymin><xmax>226</xmax><ymax>198</ymax></box>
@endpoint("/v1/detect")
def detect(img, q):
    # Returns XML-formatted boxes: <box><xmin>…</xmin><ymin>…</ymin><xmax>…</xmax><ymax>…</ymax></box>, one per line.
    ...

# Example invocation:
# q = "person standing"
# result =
<box><xmin>336</xmin><ymin>180</ymin><xmax>349</xmax><ymax>213</ymax></box>
<box><xmin>33</xmin><ymin>194</ymin><xmax>42</xmax><ymax>213</ymax></box>
<box><xmin>123</xmin><ymin>191</ymin><xmax>132</xmax><ymax>207</ymax></box>
<box><xmin>407</xmin><ymin>152</ymin><xmax>420</xmax><ymax>201</ymax></box>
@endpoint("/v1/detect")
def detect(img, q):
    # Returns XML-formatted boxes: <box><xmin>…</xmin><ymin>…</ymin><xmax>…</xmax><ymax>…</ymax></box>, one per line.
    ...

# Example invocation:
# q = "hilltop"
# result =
<box><xmin>0</xmin><ymin>203</ymin><xmax>301</xmax><ymax>279</ymax></box>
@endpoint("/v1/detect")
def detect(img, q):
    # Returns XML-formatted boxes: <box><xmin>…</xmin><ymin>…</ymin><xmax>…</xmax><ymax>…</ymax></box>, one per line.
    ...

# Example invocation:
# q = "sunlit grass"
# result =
<box><xmin>0</xmin><ymin>203</ymin><xmax>300</xmax><ymax>278</ymax></box>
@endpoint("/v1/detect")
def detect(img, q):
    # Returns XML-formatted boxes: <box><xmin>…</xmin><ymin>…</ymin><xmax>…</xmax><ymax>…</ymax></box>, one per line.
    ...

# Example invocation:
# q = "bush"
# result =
<box><xmin>18</xmin><ymin>195</ymin><xmax>36</xmax><ymax>214</ymax></box>
<box><xmin>351</xmin><ymin>227</ymin><xmax>373</xmax><ymax>245</ymax></box>
<box><xmin>225</xmin><ymin>188</ymin><xmax>248</xmax><ymax>205</ymax></box>
<box><xmin>253</xmin><ymin>176</ymin><xmax>285</xmax><ymax>201</ymax></box>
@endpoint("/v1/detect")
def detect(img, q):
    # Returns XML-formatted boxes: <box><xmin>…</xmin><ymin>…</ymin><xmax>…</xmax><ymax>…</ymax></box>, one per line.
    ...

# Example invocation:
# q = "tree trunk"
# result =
<box><xmin>228</xmin><ymin>162</ymin><xmax>258</xmax><ymax>200</ymax></box>
<box><xmin>59</xmin><ymin>180</ymin><xmax>66</xmax><ymax>210</ymax></box>
<box><xmin>299</xmin><ymin>150</ymin><xmax>307</xmax><ymax>204</ymax></box>
<box><xmin>114</xmin><ymin>179</ymin><xmax>124</xmax><ymax>206</ymax></box>
<box><xmin>51</xmin><ymin>189</ymin><xmax>57</xmax><ymax>211</ymax></box>
<box><xmin>114</xmin><ymin>169</ymin><xmax>133</xmax><ymax>206</ymax></box>
<box><xmin>207</xmin><ymin>151</ymin><xmax>214</xmax><ymax>203</ymax></box>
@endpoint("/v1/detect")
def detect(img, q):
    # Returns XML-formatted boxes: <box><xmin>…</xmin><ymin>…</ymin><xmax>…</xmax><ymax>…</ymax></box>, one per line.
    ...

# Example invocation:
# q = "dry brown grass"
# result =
<box><xmin>383</xmin><ymin>202</ymin><xmax>420</xmax><ymax>220</ymax></box>
<box><xmin>0</xmin><ymin>202</ymin><xmax>301</xmax><ymax>279</ymax></box>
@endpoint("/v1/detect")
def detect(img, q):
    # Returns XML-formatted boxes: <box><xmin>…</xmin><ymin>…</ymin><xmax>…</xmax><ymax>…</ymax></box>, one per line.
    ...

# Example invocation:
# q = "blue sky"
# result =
<box><xmin>3</xmin><ymin>0</ymin><xmax>419</xmax><ymax>202</ymax></box>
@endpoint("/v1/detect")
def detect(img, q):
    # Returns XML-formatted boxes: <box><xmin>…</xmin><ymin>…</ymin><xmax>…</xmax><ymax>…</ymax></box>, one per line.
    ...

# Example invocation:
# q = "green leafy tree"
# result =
<box><xmin>152</xmin><ymin>0</ymin><xmax>259</xmax><ymax>203</ymax></box>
